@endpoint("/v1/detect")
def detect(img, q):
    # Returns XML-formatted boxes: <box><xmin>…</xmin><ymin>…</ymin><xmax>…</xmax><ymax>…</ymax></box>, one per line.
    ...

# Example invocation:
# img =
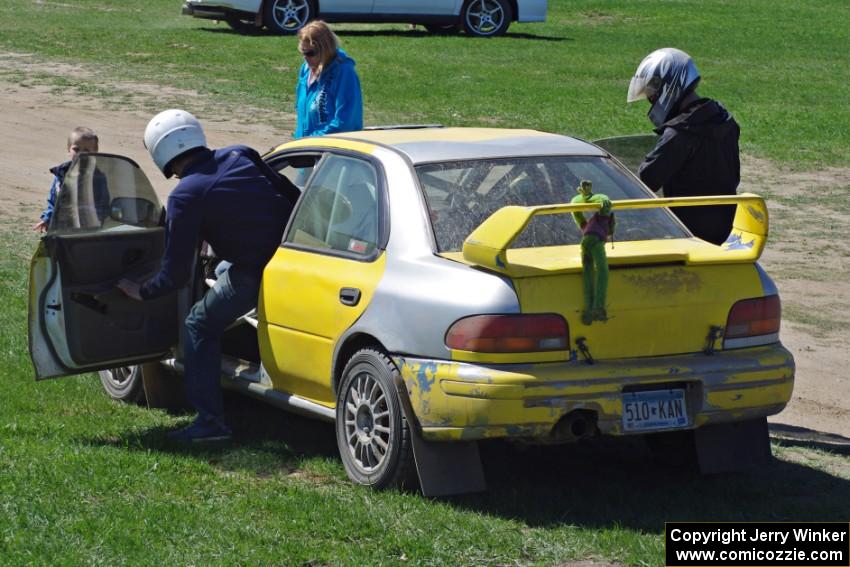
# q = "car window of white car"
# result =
<box><xmin>49</xmin><ymin>153</ymin><xmax>162</xmax><ymax>234</ymax></box>
<box><xmin>285</xmin><ymin>154</ymin><xmax>380</xmax><ymax>258</ymax></box>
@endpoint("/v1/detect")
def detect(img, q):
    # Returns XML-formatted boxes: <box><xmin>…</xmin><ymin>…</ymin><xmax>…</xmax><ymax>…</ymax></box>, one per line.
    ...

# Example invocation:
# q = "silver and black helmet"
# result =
<box><xmin>627</xmin><ymin>48</ymin><xmax>701</xmax><ymax>128</ymax></box>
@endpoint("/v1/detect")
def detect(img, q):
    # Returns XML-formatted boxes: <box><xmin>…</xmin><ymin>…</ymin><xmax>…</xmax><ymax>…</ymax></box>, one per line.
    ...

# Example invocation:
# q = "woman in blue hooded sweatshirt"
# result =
<box><xmin>295</xmin><ymin>21</ymin><xmax>363</xmax><ymax>138</ymax></box>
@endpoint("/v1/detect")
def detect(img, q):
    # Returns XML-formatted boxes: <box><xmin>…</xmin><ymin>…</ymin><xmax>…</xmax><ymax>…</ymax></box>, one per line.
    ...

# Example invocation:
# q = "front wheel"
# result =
<box><xmin>461</xmin><ymin>0</ymin><xmax>511</xmax><ymax>37</ymax></box>
<box><xmin>263</xmin><ymin>0</ymin><xmax>314</xmax><ymax>35</ymax></box>
<box><xmin>336</xmin><ymin>349</ymin><xmax>415</xmax><ymax>489</ymax></box>
<box><xmin>98</xmin><ymin>366</ymin><xmax>145</xmax><ymax>404</ymax></box>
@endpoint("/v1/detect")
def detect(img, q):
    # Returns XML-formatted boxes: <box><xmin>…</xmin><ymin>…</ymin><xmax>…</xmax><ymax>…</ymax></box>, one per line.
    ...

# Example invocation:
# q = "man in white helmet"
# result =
<box><xmin>628</xmin><ymin>48</ymin><xmax>740</xmax><ymax>245</ymax></box>
<box><xmin>117</xmin><ymin>109</ymin><xmax>298</xmax><ymax>442</ymax></box>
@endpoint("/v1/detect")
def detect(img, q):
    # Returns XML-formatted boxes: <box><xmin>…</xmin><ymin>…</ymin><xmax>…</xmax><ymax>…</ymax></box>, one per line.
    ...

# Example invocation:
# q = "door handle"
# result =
<box><xmin>339</xmin><ymin>287</ymin><xmax>361</xmax><ymax>307</ymax></box>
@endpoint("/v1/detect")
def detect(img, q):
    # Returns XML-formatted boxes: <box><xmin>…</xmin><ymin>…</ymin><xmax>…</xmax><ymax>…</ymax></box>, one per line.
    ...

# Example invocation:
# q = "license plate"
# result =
<box><xmin>622</xmin><ymin>389</ymin><xmax>688</xmax><ymax>432</ymax></box>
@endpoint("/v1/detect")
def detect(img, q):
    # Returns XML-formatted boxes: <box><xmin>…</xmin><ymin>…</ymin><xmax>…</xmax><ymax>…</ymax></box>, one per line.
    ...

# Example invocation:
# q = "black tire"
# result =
<box><xmin>336</xmin><ymin>349</ymin><xmax>415</xmax><ymax>489</ymax></box>
<box><xmin>263</xmin><ymin>0</ymin><xmax>315</xmax><ymax>35</ymax></box>
<box><xmin>461</xmin><ymin>0</ymin><xmax>511</xmax><ymax>37</ymax></box>
<box><xmin>98</xmin><ymin>366</ymin><xmax>146</xmax><ymax>404</ymax></box>
<box><xmin>225</xmin><ymin>15</ymin><xmax>257</xmax><ymax>34</ymax></box>
<box><xmin>424</xmin><ymin>23</ymin><xmax>460</xmax><ymax>35</ymax></box>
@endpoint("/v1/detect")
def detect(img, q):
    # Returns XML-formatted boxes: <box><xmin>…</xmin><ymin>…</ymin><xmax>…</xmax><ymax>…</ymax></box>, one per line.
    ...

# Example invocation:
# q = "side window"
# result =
<box><xmin>50</xmin><ymin>154</ymin><xmax>162</xmax><ymax>234</ymax></box>
<box><xmin>285</xmin><ymin>154</ymin><xmax>379</xmax><ymax>258</ymax></box>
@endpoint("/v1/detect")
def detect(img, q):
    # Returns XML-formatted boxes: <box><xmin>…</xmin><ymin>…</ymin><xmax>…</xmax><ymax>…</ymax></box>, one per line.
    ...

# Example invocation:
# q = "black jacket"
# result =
<box><xmin>638</xmin><ymin>98</ymin><xmax>740</xmax><ymax>245</ymax></box>
<box><xmin>140</xmin><ymin>146</ymin><xmax>295</xmax><ymax>300</ymax></box>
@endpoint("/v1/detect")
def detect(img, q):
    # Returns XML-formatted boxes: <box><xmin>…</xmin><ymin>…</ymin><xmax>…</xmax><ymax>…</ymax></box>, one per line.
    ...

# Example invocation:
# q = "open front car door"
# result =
<box><xmin>28</xmin><ymin>153</ymin><xmax>178</xmax><ymax>380</ymax></box>
<box><xmin>593</xmin><ymin>134</ymin><xmax>658</xmax><ymax>176</ymax></box>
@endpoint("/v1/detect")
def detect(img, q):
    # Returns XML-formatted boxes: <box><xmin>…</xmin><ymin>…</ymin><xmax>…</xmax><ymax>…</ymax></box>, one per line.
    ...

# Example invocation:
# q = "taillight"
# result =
<box><xmin>445</xmin><ymin>314</ymin><xmax>569</xmax><ymax>353</ymax></box>
<box><xmin>723</xmin><ymin>295</ymin><xmax>781</xmax><ymax>348</ymax></box>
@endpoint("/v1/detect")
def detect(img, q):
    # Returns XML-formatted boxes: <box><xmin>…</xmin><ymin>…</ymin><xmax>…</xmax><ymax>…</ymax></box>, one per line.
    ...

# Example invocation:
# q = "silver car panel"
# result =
<box><xmin>370</xmin><ymin>0</ymin><xmax>457</xmax><ymax>15</ymax></box>
<box><xmin>517</xmin><ymin>0</ymin><xmax>548</xmax><ymax>22</ymax></box>
<box><xmin>321</xmin><ymin>0</ymin><xmax>375</xmax><ymax>14</ymax></box>
<box><xmin>333</xmin><ymin>129</ymin><xmax>606</xmax><ymax>165</ymax></box>
<box><xmin>333</xmin><ymin>147</ymin><xmax>519</xmax><ymax>370</ymax></box>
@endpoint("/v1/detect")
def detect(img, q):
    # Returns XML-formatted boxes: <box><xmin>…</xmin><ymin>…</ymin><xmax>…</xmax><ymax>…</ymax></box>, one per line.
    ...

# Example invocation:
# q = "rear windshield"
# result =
<box><xmin>415</xmin><ymin>156</ymin><xmax>689</xmax><ymax>253</ymax></box>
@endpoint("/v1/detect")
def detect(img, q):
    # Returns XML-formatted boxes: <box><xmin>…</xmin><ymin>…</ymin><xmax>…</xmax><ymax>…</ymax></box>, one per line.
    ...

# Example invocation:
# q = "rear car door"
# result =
<box><xmin>29</xmin><ymin>153</ymin><xmax>178</xmax><ymax>380</ymax></box>
<box><xmin>370</xmin><ymin>0</ymin><xmax>457</xmax><ymax>15</ymax></box>
<box><xmin>320</xmin><ymin>0</ymin><xmax>374</xmax><ymax>15</ymax></box>
<box><xmin>258</xmin><ymin>151</ymin><xmax>387</xmax><ymax>406</ymax></box>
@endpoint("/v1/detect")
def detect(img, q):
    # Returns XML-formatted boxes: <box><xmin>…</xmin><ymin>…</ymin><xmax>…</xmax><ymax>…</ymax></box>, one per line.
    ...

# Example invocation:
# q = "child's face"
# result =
<box><xmin>68</xmin><ymin>136</ymin><xmax>98</xmax><ymax>159</ymax></box>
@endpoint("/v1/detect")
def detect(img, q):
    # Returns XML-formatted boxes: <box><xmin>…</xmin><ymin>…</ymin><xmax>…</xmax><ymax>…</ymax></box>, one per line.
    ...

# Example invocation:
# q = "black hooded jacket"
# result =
<box><xmin>638</xmin><ymin>98</ymin><xmax>740</xmax><ymax>245</ymax></box>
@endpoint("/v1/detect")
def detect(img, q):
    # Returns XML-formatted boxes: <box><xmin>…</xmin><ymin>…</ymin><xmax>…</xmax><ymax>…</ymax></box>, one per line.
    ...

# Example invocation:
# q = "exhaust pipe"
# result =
<box><xmin>552</xmin><ymin>410</ymin><xmax>598</xmax><ymax>443</ymax></box>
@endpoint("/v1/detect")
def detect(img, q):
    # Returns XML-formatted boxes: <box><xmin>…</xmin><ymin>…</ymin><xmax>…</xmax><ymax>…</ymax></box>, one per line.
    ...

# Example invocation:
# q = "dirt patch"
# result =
<box><xmin>740</xmin><ymin>155</ymin><xmax>850</xmax><ymax>438</ymax></box>
<box><xmin>1</xmin><ymin>53</ymin><xmax>848</xmax><ymax>439</ymax></box>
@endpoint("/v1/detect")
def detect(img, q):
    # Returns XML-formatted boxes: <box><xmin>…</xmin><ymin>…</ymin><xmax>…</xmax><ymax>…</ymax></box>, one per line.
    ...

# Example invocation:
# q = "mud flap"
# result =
<box><xmin>695</xmin><ymin>417</ymin><xmax>772</xmax><ymax>474</ymax></box>
<box><xmin>393</xmin><ymin>376</ymin><xmax>487</xmax><ymax>497</ymax></box>
<box><xmin>141</xmin><ymin>362</ymin><xmax>186</xmax><ymax>411</ymax></box>
<box><xmin>408</xmin><ymin>424</ymin><xmax>487</xmax><ymax>497</ymax></box>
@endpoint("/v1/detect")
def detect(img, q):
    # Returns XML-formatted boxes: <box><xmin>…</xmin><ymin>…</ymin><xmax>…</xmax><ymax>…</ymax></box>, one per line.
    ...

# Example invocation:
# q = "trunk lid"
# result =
<box><xmin>450</xmin><ymin>194</ymin><xmax>769</xmax><ymax>360</ymax></box>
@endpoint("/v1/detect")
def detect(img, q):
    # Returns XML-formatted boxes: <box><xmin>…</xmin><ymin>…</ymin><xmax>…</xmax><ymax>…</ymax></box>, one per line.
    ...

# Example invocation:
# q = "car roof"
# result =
<box><xmin>324</xmin><ymin>127</ymin><xmax>607</xmax><ymax>164</ymax></box>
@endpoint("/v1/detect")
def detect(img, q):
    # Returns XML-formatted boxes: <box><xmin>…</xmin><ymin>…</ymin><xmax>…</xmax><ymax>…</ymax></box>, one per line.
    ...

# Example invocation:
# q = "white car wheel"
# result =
<box><xmin>462</xmin><ymin>0</ymin><xmax>511</xmax><ymax>37</ymax></box>
<box><xmin>98</xmin><ymin>366</ymin><xmax>145</xmax><ymax>404</ymax></box>
<box><xmin>263</xmin><ymin>0</ymin><xmax>314</xmax><ymax>35</ymax></box>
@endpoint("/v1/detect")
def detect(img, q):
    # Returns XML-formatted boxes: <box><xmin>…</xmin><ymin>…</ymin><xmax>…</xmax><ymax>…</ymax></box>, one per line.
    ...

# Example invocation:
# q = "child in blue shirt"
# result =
<box><xmin>33</xmin><ymin>127</ymin><xmax>99</xmax><ymax>232</ymax></box>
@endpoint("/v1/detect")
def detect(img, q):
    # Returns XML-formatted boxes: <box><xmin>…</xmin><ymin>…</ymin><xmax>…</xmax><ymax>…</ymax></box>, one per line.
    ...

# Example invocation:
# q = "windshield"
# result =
<box><xmin>416</xmin><ymin>155</ymin><xmax>688</xmax><ymax>253</ymax></box>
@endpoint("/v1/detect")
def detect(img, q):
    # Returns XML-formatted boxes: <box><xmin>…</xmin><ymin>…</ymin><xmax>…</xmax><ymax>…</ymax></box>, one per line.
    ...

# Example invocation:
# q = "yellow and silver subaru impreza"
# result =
<box><xmin>29</xmin><ymin>127</ymin><xmax>794</xmax><ymax>494</ymax></box>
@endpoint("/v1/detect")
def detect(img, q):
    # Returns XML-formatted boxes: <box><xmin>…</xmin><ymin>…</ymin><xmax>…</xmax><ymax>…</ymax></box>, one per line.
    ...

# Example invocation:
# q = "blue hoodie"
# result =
<box><xmin>294</xmin><ymin>48</ymin><xmax>363</xmax><ymax>138</ymax></box>
<box><xmin>40</xmin><ymin>160</ymin><xmax>71</xmax><ymax>223</ymax></box>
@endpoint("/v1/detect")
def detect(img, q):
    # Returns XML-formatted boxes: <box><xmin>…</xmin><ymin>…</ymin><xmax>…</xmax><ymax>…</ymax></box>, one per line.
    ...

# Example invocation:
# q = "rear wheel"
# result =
<box><xmin>98</xmin><ymin>366</ymin><xmax>146</xmax><ymax>404</ymax></box>
<box><xmin>263</xmin><ymin>0</ymin><xmax>314</xmax><ymax>35</ymax></box>
<box><xmin>461</xmin><ymin>0</ymin><xmax>511</xmax><ymax>37</ymax></box>
<box><xmin>336</xmin><ymin>349</ymin><xmax>415</xmax><ymax>489</ymax></box>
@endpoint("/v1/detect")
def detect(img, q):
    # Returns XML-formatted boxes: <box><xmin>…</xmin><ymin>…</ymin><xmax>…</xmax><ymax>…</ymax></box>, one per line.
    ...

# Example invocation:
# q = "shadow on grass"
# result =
<box><xmin>86</xmin><ymin>391</ymin><xmax>339</xmax><ymax>475</ymax></box>
<box><xmin>453</xmin><ymin>435</ymin><xmax>850</xmax><ymax>529</ymax></box>
<box><xmin>87</xmin><ymin>393</ymin><xmax>850</xmax><ymax>529</ymax></box>
<box><xmin>196</xmin><ymin>26</ymin><xmax>571</xmax><ymax>41</ymax></box>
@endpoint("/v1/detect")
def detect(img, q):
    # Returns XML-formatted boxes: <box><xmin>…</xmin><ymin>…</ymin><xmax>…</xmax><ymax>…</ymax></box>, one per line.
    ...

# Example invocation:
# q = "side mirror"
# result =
<box><xmin>109</xmin><ymin>197</ymin><xmax>157</xmax><ymax>227</ymax></box>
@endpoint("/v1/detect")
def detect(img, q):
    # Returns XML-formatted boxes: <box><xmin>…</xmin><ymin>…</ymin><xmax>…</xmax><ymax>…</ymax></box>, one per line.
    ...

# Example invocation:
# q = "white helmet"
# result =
<box><xmin>143</xmin><ymin>109</ymin><xmax>207</xmax><ymax>178</ymax></box>
<box><xmin>627</xmin><ymin>48</ymin><xmax>701</xmax><ymax>128</ymax></box>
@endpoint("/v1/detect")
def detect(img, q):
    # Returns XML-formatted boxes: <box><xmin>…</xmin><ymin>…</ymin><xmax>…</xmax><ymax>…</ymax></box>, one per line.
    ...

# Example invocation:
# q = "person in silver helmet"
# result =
<box><xmin>628</xmin><ymin>47</ymin><xmax>740</xmax><ymax>245</ymax></box>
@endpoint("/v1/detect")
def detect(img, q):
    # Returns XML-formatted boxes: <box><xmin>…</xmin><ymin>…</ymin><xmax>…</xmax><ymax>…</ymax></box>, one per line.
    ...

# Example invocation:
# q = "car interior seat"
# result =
<box><xmin>329</xmin><ymin>181</ymin><xmax>377</xmax><ymax>253</ymax></box>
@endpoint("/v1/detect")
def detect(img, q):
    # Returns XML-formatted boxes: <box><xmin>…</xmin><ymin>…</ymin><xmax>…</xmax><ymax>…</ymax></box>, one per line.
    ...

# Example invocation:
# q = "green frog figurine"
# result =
<box><xmin>571</xmin><ymin>180</ymin><xmax>615</xmax><ymax>325</ymax></box>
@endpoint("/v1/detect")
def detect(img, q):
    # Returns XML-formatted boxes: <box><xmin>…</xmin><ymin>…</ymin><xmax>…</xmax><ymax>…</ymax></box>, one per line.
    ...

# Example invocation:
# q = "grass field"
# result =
<box><xmin>0</xmin><ymin>0</ymin><xmax>849</xmax><ymax>166</ymax></box>
<box><xmin>2</xmin><ymin>1</ymin><xmax>850</xmax><ymax>565</ymax></box>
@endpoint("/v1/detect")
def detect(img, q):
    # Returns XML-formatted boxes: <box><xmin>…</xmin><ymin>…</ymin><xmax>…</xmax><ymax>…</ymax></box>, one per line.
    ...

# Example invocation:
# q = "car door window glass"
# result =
<box><xmin>285</xmin><ymin>154</ymin><xmax>379</xmax><ymax>257</ymax></box>
<box><xmin>270</xmin><ymin>153</ymin><xmax>321</xmax><ymax>191</ymax></box>
<box><xmin>50</xmin><ymin>154</ymin><xmax>162</xmax><ymax>234</ymax></box>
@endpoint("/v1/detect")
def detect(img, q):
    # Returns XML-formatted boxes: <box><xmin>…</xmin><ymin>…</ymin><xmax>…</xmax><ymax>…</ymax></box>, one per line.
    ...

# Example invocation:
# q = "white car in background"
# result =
<box><xmin>182</xmin><ymin>0</ymin><xmax>548</xmax><ymax>37</ymax></box>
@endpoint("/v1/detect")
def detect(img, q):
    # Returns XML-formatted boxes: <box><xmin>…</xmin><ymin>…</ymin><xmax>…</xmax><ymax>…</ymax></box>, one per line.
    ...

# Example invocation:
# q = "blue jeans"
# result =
<box><xmin>183</xmin><ymin>263</ymin><xmax>261</xmax><ymax>424</ymax></box>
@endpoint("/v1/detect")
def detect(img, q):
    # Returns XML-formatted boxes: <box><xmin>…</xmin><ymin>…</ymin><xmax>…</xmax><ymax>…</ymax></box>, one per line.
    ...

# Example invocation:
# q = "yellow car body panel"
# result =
<box><xmin>396</xmin><ymin>344</ymin><xmax>794</xmax><ymax>441</ymax></box>
<box><xmin>258</xmin><ymin>247</ymin><xmax>387</xmax><ymax>406</ymax></box>
<box><xmin>267</xmin><ymin>137</ymin><xmax>379</xmax><ymax>155</ymax></box>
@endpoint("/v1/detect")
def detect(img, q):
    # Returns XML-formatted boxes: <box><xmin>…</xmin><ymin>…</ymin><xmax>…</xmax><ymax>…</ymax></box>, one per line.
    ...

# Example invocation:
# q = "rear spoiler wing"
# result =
<box><xmin>462</xmin><ymin>193</ymin><xmax>768</xmax><ymax>274</ymax></box>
